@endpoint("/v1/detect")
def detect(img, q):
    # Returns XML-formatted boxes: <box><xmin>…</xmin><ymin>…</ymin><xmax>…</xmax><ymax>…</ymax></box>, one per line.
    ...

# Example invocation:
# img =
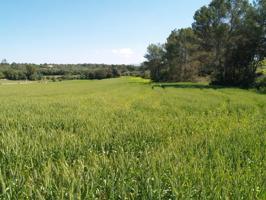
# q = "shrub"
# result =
<box><xmin>0</xmin><ymin>71</ymin><xmax>5</xmax><ymax>79</ymax></box>
<box><xmin>94</xmin><ymin>69</ymin><xmax>108</xmax><ymax>79</ymax></box>
<box><xmin>254</xmin><ymin>75</ymin><xmax>266</xmax><ymax>93</ymax></box>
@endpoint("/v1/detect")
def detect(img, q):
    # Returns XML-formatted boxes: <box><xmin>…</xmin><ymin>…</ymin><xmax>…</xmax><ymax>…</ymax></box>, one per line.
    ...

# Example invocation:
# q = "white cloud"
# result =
<box><xmin>111</xmin><ymin>48</ymin><xmax>134</xmax><ymax>58</ymax></box>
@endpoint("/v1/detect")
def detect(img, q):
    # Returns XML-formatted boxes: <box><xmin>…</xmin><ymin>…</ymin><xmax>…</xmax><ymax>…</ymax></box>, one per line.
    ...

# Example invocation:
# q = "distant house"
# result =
<box><xmin>47</xmin><ymin>65</ymin><xmax>54</xmax><ymax>68</ymax></box>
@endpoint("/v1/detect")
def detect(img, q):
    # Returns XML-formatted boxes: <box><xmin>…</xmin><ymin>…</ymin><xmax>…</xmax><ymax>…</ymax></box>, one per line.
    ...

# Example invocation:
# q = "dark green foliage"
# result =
<box><xmin>0</xmin><ymin>71</ymin><xmax>4</xmax><ymax>79</ymax></box>
<box><xmin>255</xmin><ymin>0</ymin><xmax>266</xmax><ymax>58</ymax></box>
<box><xmin>193</xmin><ymin>0</ymin><xmax>229</xmax><ymax>80</ymax></box>
<box><xmin>145</xmin><ymin>0</ymin><xmax>266</xmax><ymax>87</ymax></box>
<box><xmin>111</xmin><ymin>68</ymin><xmax>120</xmax><ymax>77</ymax></box>
<box><xmin>254</xmin><ymin>75</ymin><xmax>266</xmax><ymax>93</ymax></box>
<box><xmin>25</xmin><ymin>65</ymin><xmax>37</xmax><ymax>80</ymax></box>
<box><xmin>3</xmin><ymin>69</ymin><xmax>27</xmax><ymax>80</ymax></box>
<box><xmin>164</xmin><ymin>28</ymin><xmax>200</xmax><ymax>82</ymax></box>
<box><xmin>85</xmin><ymin>71</ymin><xmax>95</xmax><ymax>79</ymax></box>
<box><xmin>193</xmin><ymin>0</ymin><xmax>262</xmax><ymax>87</ymax></box>
<box><xmin>144</xmin><ymin>44</ymin><xmax>165</xmax><ymax>82</ymax></box>
<box><xmin>145</xmin><ymin>30</ymin><xmax>201</xmax><ymax>82</ymax></box>
<box><xmin>94</xmin><ymin>69</ymin><xmax>108</xmax><ymax>79</ymax></box>
<box><xmin>0</xmin><ymin>63</ymin><xmax>138</xmax><ymax>81</ymax></box>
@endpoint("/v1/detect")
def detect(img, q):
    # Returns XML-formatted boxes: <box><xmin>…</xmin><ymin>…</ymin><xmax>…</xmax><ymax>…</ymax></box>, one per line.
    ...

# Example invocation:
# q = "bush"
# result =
<box><xmin>254</xmin><ymin>75</ymin><xmax>266</xmax><ymax>93</ymax></box>
<box><xmin>0</xmin><ymin>71</ymin><xmax>5</xmax><ymax>79</ymax></box>
<box><xmin>62</xmin><ymin>74</ymin><xmax>75</xmax><ymax>80</ymax></box>
<box><xmin>29</xmin><ymin>72</ymin><xmax>42</xmax><ymax>81</ymax></box>
<box><xmin>111</xmin><ymin>68</ymin><xmax>121</xmax><ymax>77</ymax></box>
<box><xmin>3</xmin><ymin>70</ymin><xmax>20</xmax><ymax>80</ymax></box>
<box><xmin>94</xmin><ymin>69</ymin><xmax>108</xmax><ymax>80</ymax></box>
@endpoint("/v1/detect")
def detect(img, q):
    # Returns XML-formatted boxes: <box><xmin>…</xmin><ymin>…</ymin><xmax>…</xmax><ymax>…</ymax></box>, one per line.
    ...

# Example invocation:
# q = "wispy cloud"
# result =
<box><xmin>111</xmin><ymin>48</ymin><xmax>134</xmax><ymax>58</ymax></box>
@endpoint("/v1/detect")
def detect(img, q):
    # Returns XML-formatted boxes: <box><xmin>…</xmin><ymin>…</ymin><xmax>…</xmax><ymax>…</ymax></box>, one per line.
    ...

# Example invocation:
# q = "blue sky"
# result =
<box><xmin>0</xmin><ymin>0</ymin><xmax>210</xmax><ymax>64</ymax></box>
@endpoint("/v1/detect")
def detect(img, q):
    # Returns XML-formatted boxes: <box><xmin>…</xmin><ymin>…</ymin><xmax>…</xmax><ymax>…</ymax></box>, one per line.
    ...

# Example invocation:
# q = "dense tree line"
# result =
<box><xmin>0</xmin><ymin>62</ymin><xmax>142</xmax><ymax>81</ymax></box>
<box><xmin>144</xmin><ymin>0</ymin><xmax>266</xmax><ymax>87</ymax></box>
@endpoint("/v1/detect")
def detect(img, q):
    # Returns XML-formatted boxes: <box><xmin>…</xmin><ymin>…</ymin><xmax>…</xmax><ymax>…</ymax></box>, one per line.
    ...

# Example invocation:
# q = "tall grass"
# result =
<box><xmin>0</xmin><ymin>77</ymin><xmax>265</xmax><ymax>199</ymax></box>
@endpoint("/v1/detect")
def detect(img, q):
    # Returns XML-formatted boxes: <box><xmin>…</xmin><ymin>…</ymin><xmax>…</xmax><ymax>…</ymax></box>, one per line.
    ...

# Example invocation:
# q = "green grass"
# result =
<box><xmin>0</xmin><ymin>77</ymin><xmax>265</xmax><ymax>199</ymax></box>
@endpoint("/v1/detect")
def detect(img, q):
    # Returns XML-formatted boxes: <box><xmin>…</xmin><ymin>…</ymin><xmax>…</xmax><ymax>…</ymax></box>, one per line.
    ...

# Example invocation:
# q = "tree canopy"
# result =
<box><xmin>145</xmin><ymin>0</ymin><xmax>266</xmax><ymax>87</ymax></box>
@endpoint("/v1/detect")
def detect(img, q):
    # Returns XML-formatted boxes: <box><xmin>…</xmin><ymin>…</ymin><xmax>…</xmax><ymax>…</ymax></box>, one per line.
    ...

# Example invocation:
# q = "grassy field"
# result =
<box><xmin>0</xmin><ymin>77</ymin><xmax>265</xmax><ymax>199</ymax></box>
<box><xmin>0</xmin><ymin>79</ymin><xmax>35</xmax><ymax>85</ymax></box>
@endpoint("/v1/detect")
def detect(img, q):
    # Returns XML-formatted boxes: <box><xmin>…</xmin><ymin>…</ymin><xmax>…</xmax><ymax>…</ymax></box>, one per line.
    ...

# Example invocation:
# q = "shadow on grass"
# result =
<box><xmin>126</xmin><ymin>77</ymin><xmax>255</xmax><ymax>91</ymax></box>
<box><xmin>127</xmin><ymin>78</ymin><xmax>261</xmax><ymax>92</ymax></box>
<box><xmin>128</xmin><ymin>81</ymin><xmax>151</xmax><ymax>85</ymax></box>
<box><xmin>127</xmin><ymin>79</ymin><xmax>224</xmax><ymax>89</ymax></box>
<box><xmin>151</xmin><ymin>83</ymin><xmax>224</xmax><ymax>90</ymax></box>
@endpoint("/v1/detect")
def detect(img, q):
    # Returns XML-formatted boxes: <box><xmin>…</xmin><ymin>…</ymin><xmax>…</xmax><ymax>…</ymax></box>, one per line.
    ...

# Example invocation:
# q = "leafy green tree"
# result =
<box><xmin>193</xmin><ymin>0</ymin><xmax>260</xmax><ymax>86</ymax></box>
<box><xmin>87</xmin><ymin>71</ymin><xmax>95</xmax><ymax>79</ymax></box>
<box><xmin>3</xmin><ymin>69</ymin><xmax>19</xmax><ymax>80</ymax></box>
<box><xmin>144</xmin><ymin>44</ymin><xmax>165</xmax><ymax>82</ymax></box>
<box><xmin>255</xmin><ymin>0</ymin><xmax>266</xmax><ymax>58</ymax></box>
<box><xmin>165</xmin><ymin>28</ymin><xmax>200</xmax><ymax>81</ymax></box>
<box><xmin>0</xmin><ymin>71</ymin><xmax>4</xmax><ymax>79</ymax></box>
<box><xmin>111</xmin><ymin>68</ymin><xmax>121</xmax><ymax>77</ymax></box>
<box><xmin>25</xmin><ymin>65</ymin><xmax>37</xmax><ymax>80</ymax></box>
<box><xmin>94</xmin><ymin>69</ymin><xmax>108</xmax><ymax>80</ymax></box>
<box><xmin>193</xmin><ymin>1</ymin><xmax>229</xmax><ymax>76</ymax></box>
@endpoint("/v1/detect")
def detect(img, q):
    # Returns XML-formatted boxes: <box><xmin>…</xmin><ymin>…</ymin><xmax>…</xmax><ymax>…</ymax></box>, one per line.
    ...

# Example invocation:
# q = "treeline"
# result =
<box><xmin>0</xmin><ymin>63</ymin><xmax>143</xmax><ymax>81</ymax></box>
<box><xmin>144</xmin><ymin>0</ymin><xmax>266</xmax><ymax>87</ymax></box>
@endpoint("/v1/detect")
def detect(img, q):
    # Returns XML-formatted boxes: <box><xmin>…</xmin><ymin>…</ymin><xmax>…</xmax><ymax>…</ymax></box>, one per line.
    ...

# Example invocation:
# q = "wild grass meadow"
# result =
<box><xmin>0</xmin><ymin>77</ymin><xmax>265</xmax><ymax>199</ymax></box>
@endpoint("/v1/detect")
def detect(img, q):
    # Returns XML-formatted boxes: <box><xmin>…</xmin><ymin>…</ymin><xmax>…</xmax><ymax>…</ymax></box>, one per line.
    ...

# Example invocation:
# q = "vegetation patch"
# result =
<box><xmin>0</xmin><ymin>77</ymin><xmax>265</xmax><ymax>199</ymax></box>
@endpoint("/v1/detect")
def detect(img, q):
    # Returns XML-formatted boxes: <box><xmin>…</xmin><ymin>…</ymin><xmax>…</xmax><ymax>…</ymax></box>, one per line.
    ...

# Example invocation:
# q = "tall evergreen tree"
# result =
<box><xmin>144</xmin><ymin>0</ymin><xmax>264</xmax><ymax>86</ymax></box>
<box><xmin>256</xmin><ymin>0</ymin><xmax>266</xmax><ymax>58</ymax></box>
<box><xmin>144</xmin><ymin>44</ymin><xmax>165</xmax><ymax>82</ymax></box>
<box><xmin>165</xmin><ymin>28</ymin><xmax>200</xmax><ymax>81</ymax></box>
<box><xmin>193</xmin><ymin>0</ymin><xmax>260</xmax><ymax>86</ymax></box>
<box><xmin>193</xmin><ymin>0</ymin><xmax>229</xmax><ymax>77</ymax></box>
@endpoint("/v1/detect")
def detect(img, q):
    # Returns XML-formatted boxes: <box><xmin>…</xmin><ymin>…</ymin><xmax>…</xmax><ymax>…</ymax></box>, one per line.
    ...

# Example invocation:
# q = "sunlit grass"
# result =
<box><xmin>0</xmin><ymin>77</ymin><xmax>265</xmax><ymax>199</ymax></box>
